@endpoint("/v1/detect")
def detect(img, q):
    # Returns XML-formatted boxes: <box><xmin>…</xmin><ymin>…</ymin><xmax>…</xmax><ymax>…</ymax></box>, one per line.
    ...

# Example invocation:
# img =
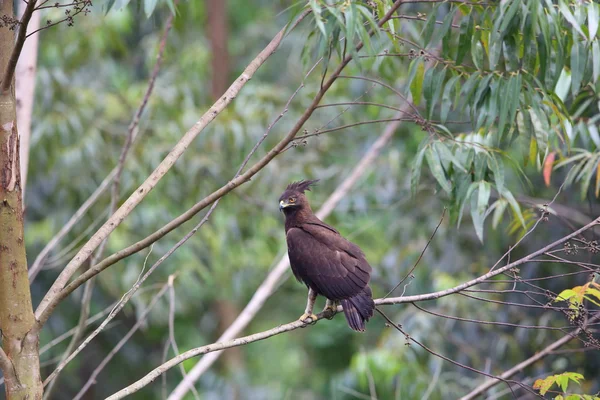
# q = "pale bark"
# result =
<box><xmin>0</xmin><ymin>1</ymin><xmax>42</xmax><ymax>398</ymax></box>
<box><xmin>15</xmin><ymin>0</ymin><xmax>40</xmax><ymax>199</ymax></box>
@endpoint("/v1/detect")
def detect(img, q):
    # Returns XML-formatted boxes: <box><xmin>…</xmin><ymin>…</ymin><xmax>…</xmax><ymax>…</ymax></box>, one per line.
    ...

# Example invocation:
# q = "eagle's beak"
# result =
<box><xmin>279</xmin><ymin>200</ymin><xmax>287</xmax><ymax>211</ymax></box>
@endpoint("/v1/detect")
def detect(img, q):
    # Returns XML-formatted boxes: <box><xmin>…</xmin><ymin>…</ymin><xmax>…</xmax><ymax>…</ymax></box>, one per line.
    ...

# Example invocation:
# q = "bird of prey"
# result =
<box><xmin>279</xmin><ymin>180</ymin><xmax>375</xmax><ymax>331</ymax></box>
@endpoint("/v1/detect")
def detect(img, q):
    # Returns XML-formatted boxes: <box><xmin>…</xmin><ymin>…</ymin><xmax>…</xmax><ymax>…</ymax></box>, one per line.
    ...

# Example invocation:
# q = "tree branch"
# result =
<box><xmin>73</xmin><ymin>281</ymin><xmax>170</xmax><ymax>400</ymax></box>
<box><xmin>0</xmin><ymin>0</ymin><xmax>36</xmax><ymax>93</ymax></box>
<box><xmin>460</xmin><ymin>314</ymin><xmax>600</xmax><ymax>400</ymax></box>
<box><xmin>33</xmin><ymin>9</ymin><xmax>312</xmax><ymax>327</ymax></box>
<box><xmin>36</xmin><ymin>0</ymin><xmax>407</xmax><ymax>329</ymax></box>
<box><xmin>28</xmin><ymin>169</ymin><xmax>116</xmax><ymax>281</ymax></box>
<box><xmin>108</xmin><ymin>217</ymin><xmax>599</xmax><ymax>399</ymax></box>
<box><xmin>168</xmin><ymin>113</ymin><xmax>407</xmax><ymax>399</ymax></box>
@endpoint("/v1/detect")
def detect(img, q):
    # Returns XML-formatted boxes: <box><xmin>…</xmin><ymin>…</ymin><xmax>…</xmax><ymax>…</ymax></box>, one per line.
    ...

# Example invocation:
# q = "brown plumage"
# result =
<box><xmin>279</xmin><ymin>180</ymin><xmax>375</xmax><ymax>331</ymax></box>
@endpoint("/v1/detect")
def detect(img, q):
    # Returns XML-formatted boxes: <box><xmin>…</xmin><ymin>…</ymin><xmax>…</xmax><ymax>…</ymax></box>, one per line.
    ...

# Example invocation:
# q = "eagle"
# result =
<box><xmin>279</xmin><ymin>180</ymin><xmax>375</xmax><ymax>331</ymax></box>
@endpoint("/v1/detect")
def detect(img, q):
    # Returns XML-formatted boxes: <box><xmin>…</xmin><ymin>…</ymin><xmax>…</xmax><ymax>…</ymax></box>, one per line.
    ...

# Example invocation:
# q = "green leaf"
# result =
<box><xmin>425</xmin><ymin>147</ymin><xmax>452</xmax><ymax>194</ymax></box>
<box><xmin>578</xmin><ymin>153</ymin><xmax>600</xmax><ymax>199</ymax></box>
<box><xmin>589</xmin><ymin>2</ymin><xmax>600</xmax><ymax>40</ymax></box>
<box><xmin>500</xmin><ymin>187</ymin><xmax>525</xmax><ymax>228</ymax></box>
<box><xmin>492</xmin><ymin>198</ymin><xmax>508</xmax><ymax>229</ymax></box>
<box><xmin>309</xmin><ymin>0</ymin><xmax>327</xmax><ymax>37</ymax></box>
<box><xmin>472</xmin><ymin>181</ymin><xmax>491</xmax><ymax>241</ymax></box>
<box><xmin>427</xmin><ymin>68</ymin><xmax>447</xmax><ymax>119</ymax></box>
<box><xmin>456</xmin><ymin>14</ymin><xmax>474</xmax><ymax>65</ymax></box>
<box><xmin>559</xmin><ymin>0</ymin><xmax>587</xmax><ymax>39</ymax></box>
<box><xmin>441</xmin><ymin>74</ymin><xmax>461</xmax><ymax>123</ymax></box>
<box><xmin>508</xmin><ymin>74</ymin><xmax>521</xmax><ymax>130</ymax></box>
<box><xmin>502</xmin><ymin>34</ymin><xmax>520</xmax><ymax>72</ymax></box>
<box><xmin>458</xmin><ymin>182</ymin><xmax>479</xmax><ymax>226</ymax></box>
<box><xmin>434</xmin><ymin>141</ymin><xmax>466</xmax><ymax>173</ymax></box>
<box><xmin>592</xmin><ymin>41</ymin><xmax>600</xmax><ymax>84</ymax></box>
<box><xmin>471</xmin><ymin>30</ymin><xmax>485</xmax><ymax>70</ymax></box>
<box><xmin>498</xmin><ymin>0</ymin><xmax>520</xmax><ymax>36</ymax></box>
<box><xmin>460</xmin><ymin>72</ymin><xmax>480</xmax><ymax>110</ymax></box>
<box><xmin>144</xmin><ymin>0</ymin><xmax>158</xmax><ymax>17</ymax></box>
<box><xmin>421</xmin><ymin>5</ymin><xmax>440</xmax><ymax>47</ymax></box>
<box><xmin>571</xmin><ymin>40</ymin><xmax>588</xmax><ymax>96</ymax></box>
<box><xmin>497</xmin><ymin>78</ymin><xmax>512</xmax><ymax>136</ymax></box>
<box><xmin>410</xmin><ymin>59</ymin><xmax>425</xmax><ymax>106</ymax></box>
<box><xmin>487</xmin><ymin>153</ymin><xmax>505</xmax><ymax>194</ymax></box>
<box><xmin>431</xmin><ymin>8</ymin><xmax>457</xmax><ymax>46</ymax></box>
<box><xmin>411</xmin><ymin>140</ymin><xmax>428</xmax><ymax>196</ymax></box>
<box><xmin>533</xmin><ymin>372</ymin><xmax>584</xmax><ymax>396</ymax></box>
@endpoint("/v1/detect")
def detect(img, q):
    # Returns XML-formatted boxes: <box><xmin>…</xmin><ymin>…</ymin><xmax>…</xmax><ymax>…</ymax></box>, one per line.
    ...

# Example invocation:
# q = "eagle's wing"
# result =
<box><xmin>286</xmin><ymin>223</ymin><xmax>371</xmax><ymax>300</ymax></box>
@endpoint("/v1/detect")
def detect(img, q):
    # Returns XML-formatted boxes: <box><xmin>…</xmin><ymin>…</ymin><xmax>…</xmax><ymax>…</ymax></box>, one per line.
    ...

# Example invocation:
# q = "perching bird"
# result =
<box><xmin>279</xmin><ymin>180</ymin><xmax>375</xmax><ymax>331</ymax></box>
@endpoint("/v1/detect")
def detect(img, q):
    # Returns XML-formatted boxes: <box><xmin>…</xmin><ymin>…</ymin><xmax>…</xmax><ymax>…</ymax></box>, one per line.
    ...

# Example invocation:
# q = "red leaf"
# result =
<box><xmin>543</xmin><ymin>152</ymin><xmax>556</xmax><ymax>187</ymax></box>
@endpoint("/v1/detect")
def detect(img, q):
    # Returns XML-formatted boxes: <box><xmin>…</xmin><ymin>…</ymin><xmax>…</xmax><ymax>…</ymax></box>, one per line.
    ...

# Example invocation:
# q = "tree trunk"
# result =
<box><xmin>206</xmin><ymin>0</ymin><xmax>229</xmax><ymax>99</ymax></box>
<box><xmin>15</xmin><ymin>0</ymin><xmax>41</xmax><ymax>201</ymax></box>
<box><xmin>0</xmin><ymin>1</ymin><xmax>43</xmax><ymax>399</ymax></box>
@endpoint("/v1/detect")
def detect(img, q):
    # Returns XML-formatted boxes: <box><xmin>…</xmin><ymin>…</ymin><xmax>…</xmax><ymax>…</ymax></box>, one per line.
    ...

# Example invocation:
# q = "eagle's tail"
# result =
<box><xmin>341</xmin><ymin>286</ymin><xmax>374</xmax><ymax>332</ymax></box>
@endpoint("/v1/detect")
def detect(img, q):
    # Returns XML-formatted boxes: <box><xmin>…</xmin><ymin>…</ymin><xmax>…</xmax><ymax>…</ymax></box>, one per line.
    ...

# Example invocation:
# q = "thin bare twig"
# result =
<box><xmin>73</xmin><ymin>281</ymin><xmax>171</xmax><ymax>400</ymax></box>
<box><xmin>460</xmin><ymin>314</ymin><xmax>600</xmax><ymax>400</ymax></box>
<box><xmin>37</xmin><ymin>1</ymin><xmax>405</xmax><ymax>330</ymax></box>
<box><xmin>0</xmin><ymin>0</ymin><xmax>36</xmax><ymax>92</ymax></box>
<box><xmin>34</xmin><ymin>9</ymin><xmax>312</xmax><ymax>330</ymax></box>
<box><xmin>375</xmin><ymin>308</ymin><xmax>533</xmax><ymax>399</ymax></box>
<box><xmin>165</xmin><ymin>276</ymin><xmax>201</xmax><ymax>400</ymax></box>
<box><xmin>130</xmin><ymin>218</ymin><xmax>600</xmax><ymax>400</ymax></box>
<box><xmin>168</xmin><ymin>115</ymin><xmax>406</xmax><ymax>400</ymax></box>
<box><xmin>43</xmin><ymin>244</ymin><xmax>156</xmax><ymax>387</ymax></box>
<box><xmin>29</xmin><ymin>170</ymin><xmax>116</xmax><ymax>281</ymax></box>
<box><xmin>384</xmin><ymin>208</ymin><xmax>446</xmax><ymax>298</ymax></box>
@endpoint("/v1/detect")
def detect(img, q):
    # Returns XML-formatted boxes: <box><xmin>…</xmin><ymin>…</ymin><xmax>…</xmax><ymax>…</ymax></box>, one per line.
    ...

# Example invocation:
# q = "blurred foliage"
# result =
<box><xmin>8</xmin><ymin>0</ymin><xmax>599</xmax><ymax>399</ymax></box>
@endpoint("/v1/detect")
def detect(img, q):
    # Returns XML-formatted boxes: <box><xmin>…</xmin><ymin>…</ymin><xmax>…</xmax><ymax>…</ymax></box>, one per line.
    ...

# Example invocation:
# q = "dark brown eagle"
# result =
<box><xmin>279</xmin><ymin>180</ymin><xmax>375</xmax><ymax>331</ymax></box>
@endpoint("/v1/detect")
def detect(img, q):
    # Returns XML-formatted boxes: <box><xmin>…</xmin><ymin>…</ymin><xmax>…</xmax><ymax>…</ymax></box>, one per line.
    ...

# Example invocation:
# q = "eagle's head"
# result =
<box><xmin>278</xmin><ymin>179</ymin><xmax>319</xmax><ymax>212</ymax></box>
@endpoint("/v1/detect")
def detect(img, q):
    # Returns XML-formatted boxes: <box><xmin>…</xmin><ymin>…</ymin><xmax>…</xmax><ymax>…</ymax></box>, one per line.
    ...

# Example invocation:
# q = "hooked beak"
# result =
<box><xmin>279</xmin><ymin>200</ymin><xmax>288</xmax><ymax>211</ymax></box>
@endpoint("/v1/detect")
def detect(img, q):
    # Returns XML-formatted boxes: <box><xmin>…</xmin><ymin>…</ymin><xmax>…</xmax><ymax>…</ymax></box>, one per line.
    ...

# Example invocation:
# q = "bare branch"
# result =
<box><xmin>379</xmin><ymin>217</ymin><xmax>600</xmax><ymax>306</ymax></box>
<box><xmin>28</xmin><ymin>170</ymin><xmax>116</xmax><ymax>281</ymax></box>
<box><xmin>384</xmin><ymin>208</ymin><xmax>446</xmax><ymax>298</ymax></box>
<box><xmin>168</xmin><ymin>114</ymin><xmax>407</xmax><ymax>399</ymax></box>
<box><xmin>0</xmin><ymin>0</ymin><xmax>36</xmax><ymax>92</ymax></box>
<box><xmin>72</xmin><ymin>281</ymin><xmax>170</xmax><ymax>400</ymax></box>
<box><xmin>147</xmin><ymin>219</ymin><xmax>600</xmax><ymax>399</ymax></box>
<box><xmin>37</xmin><ymin>0</ymin><xmax>406</xmax><ymax>329</ymax></box>
<box><xmin>460</xmin><ymin>314</ymin><xmax>600</xmax><ymax>400</ymax></box>
<box><xmin>34</xmin><ymin>9</ymin><xmax>312</xmax><ymax>328</ymax></box>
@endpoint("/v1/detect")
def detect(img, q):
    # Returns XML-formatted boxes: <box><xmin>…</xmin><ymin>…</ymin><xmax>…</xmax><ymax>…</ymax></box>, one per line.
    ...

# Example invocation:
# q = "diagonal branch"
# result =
<box><xmin>36</xmin><ymin>0</ymin><xmax>408</xmax><ymax>330</ymax></box>
<box><xmin>0</xmin><ymin>0</ymin><xmax>36</xmax><ymax>93</ymax></box>
<box><xmin>168</xmin><ymin>114</ymin><xmax>406</xmax><ymax>399</ymax></box>
<box><xmin>460</xmin><ymin>313</ymin><xmax>600</xmax><ymax>400</ymax></box>
<box><xmin>33</xmin><ymin>9</ymin><xmax>312</xmax><ymax>327</ymax></box>
<box><xmin>72</xmin><ymin>281</ymin><xmax>171</xmax><ymax>400</ymax></box>
<box><xmin>107</xmin><ymin>217</ymin><xmax>599</xmax><ymax>399</ymax></box>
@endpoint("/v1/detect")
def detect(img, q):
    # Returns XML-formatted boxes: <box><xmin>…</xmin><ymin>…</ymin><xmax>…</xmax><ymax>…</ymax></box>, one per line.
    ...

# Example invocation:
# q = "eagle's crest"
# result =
<box><xmin>286</xmin><ymin>179</ymin><xmax>319</xmax><ymax>193</ymax></box>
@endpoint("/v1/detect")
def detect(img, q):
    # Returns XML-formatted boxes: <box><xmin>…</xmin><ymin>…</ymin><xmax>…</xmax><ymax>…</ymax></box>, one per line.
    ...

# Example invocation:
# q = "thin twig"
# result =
<box><xmin>37</xmin><ymin>1</ymin><xmax>405</xmax><ymax>330</ymax></box>
<box><xmin>34</xmin><ymin>9</ymin><xmax>312</xmax><ymax>330</ymax></box>
<box><xmin>460</xmin><ymin>314</ymin><xmax>600</xmax><ymax>400</ymax></box>
<box><xmin>29</xmin><ymin>170</ymin><xmax>116</xmax><ymax>281</ymax></box>
<box><xmin>168</xmin><ymin>115</ymin><xmax>406</xmax><ymax>400</ymax></box>
<box><xmin>0</xmin><ymin>0</ymin><xmax>36</xmax><ymax>92</ymax></box>
<box><xmin>73</xmin><ymin>281</ymin><xmax>171</xmax><ymax>399</ymax></box>
<box><xmin>166</xmin><ymin>276</ymin><xmax>200</xmax><ymax>400</ymax></box>
<box><xmin>384</xmin><ymin>208</ymin><xmax>446</xmax><ymax>298</ymax></box>
<box><xmin>114</xmin><ymin>218</ymin><xmax>600</xmax><ymax>400</ymax></box>
<box><xmin>375</xmin><ymin>308</ymin><xmax>534</xmax><ymax>399</ymax></box>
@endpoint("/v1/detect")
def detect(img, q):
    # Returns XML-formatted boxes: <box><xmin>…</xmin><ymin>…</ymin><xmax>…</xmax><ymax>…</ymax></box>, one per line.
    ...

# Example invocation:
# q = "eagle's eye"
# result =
<box><xmin>289</xmin><ymin>197</ymin><xmax>296</xmax><ymax>203</ymax></box>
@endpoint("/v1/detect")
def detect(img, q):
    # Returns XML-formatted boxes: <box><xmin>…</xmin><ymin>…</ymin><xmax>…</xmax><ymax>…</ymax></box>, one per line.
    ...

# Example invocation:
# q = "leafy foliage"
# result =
<box><xmin>534</xmin><ymin>372</ymin><xmax>600</xmax><ymax>400</ymax></box>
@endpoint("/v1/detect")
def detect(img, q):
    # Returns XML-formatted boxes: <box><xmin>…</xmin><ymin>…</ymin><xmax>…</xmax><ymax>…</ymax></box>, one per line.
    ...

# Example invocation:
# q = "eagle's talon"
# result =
<box><xmin>299</xmin><ymin>313</ymin><xmax>318</xmax><ymax>324</ymax></box>
<box><xmin>322</xmin><ymin>305</ymin><xmax>336</xmax><ymax>320</ymax></box>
